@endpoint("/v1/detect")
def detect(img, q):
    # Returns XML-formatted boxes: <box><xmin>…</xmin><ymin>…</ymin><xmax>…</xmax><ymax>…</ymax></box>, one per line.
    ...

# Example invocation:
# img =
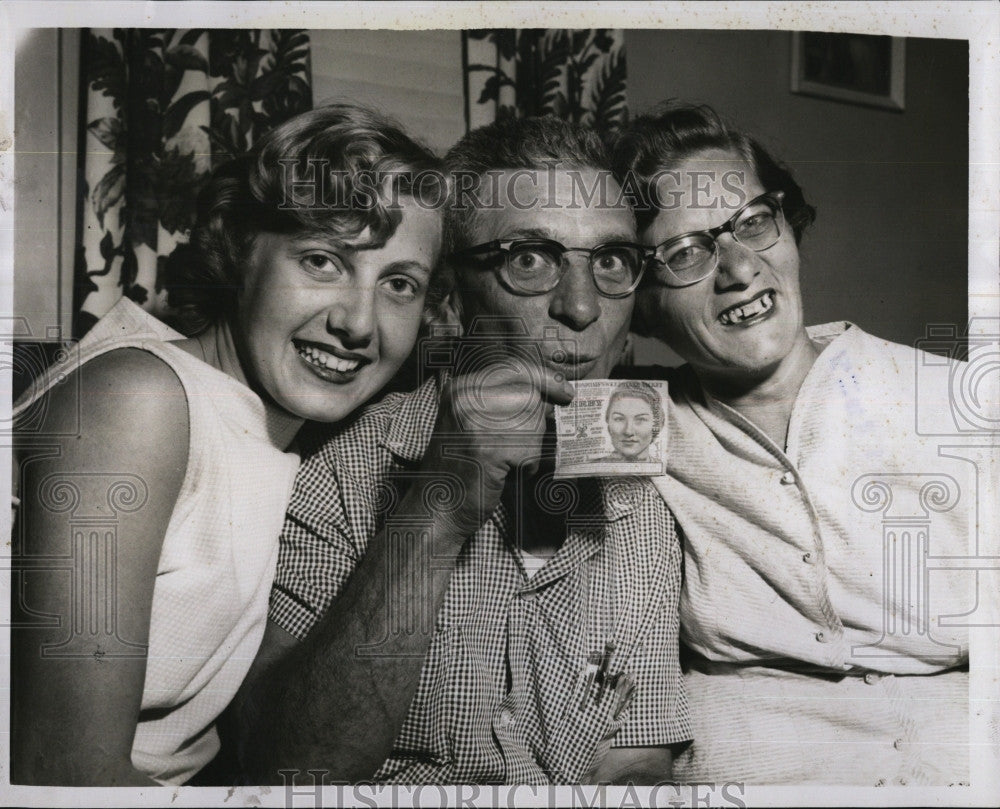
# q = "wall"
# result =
<box><xmin>626</xmin><ymin>30</ymin><xmax>969</xmax><ymax>356</ymax></box>
<box><xmin>309</xmin><ymin>29</ymin><xmax>465</xmax><ymax>156</ymax></box>
<box><xmin>10</xmin><ymin>29</ymin><xmax>465</xmax><ymax>355</ymax></box>
<box><xmin>12</xmin><ymin>28</ymin><xmax>79</xmax><ymax>341</ymax></box>
<box><xmin>11</xmin><ymin>29</ymin><xmax>969</xmax><ymax>369</ymax></box>
<box><xmin>310</xmin><ymin>29</ymin><xmax>970</xmax><ymax>363</ymax></box>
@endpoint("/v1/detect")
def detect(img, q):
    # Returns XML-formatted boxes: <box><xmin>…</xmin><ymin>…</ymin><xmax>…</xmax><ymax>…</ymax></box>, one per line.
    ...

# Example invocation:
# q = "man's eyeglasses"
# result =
<box><xmin>647</xmin><ymin>191</ymin><xmax>786</xmax><ymax>288</ymax></box>
<box><xmin>450</xmin><ymin>239</ymin><xmax>649</xmax><ymax>298</ymax></box>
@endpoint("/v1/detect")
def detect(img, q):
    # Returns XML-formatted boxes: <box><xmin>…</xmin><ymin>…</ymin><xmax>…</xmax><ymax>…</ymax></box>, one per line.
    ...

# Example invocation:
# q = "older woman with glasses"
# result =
<box><xmin>612</xmin><ymin>102</ymin><xmax>971</xmax><ymax>786</ymax></box>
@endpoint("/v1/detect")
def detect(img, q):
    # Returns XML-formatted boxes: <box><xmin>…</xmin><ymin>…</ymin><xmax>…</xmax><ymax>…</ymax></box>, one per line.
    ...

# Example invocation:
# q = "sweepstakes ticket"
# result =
<box><xmin>553</xmin><ymin>379</ymin><xmax>669</xmax><ymax>478</ymax></box>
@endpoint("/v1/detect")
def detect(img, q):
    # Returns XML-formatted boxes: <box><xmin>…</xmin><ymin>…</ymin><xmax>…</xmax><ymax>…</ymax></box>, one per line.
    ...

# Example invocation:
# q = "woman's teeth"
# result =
<box><xmin>298</xmin><ymin>344</ymin><xmax>361</xmax><ymax>373</ymax></box>
<box><xmin>719</xmin><ymin>291</ymin><xmax>775</xmax><ymax>325</ymax></box>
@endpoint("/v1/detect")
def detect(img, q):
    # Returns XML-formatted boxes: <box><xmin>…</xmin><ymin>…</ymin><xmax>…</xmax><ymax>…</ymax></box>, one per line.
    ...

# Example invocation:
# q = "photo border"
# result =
<box><xmin>1</xmin><ymin>2</ymin><xmax>997</xmax><ymax>807</ymax></box>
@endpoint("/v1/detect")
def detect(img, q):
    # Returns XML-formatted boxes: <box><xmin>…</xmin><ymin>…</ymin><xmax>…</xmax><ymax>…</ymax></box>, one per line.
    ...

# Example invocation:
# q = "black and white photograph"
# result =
<box><xmin>554</xmin><ymin>379</ymin><xmax>669</xmax><ymax>478</ymax></box>
<box><xmin>2</xmin><ymin>2</ymin><xmax>998</xmax><ymax>807</ymax></box>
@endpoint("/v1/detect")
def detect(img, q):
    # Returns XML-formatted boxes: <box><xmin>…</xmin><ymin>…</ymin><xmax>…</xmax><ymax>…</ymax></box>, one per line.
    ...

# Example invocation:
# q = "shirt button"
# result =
<box><xmin>875</xmin><ymin>778</ymin><xmax>886</xmax><ymax>787</ymax></box>
<box><xmin>497</xmin><ymin>708</ymin><xmax>514</xmax><ymax>727</ymax></box>
<box><xmin>897</xmin><ymin>777</ymin><xmax>909</xmax><ymax>786</ymax></box>
<box><xmin>519</xmin><ymin>590</ymin><xmax>538</xmax><ymax>602</ymax></box>
<box><xmin>802</xmin><ymin>551</ymin><xmax>813</xmax><ymax>564</ymax></box>
<box><xmin>780</xmin><ymin>470</ymin><xmax>795</xmax><ymax>485</ymax></box>
<box><xmin>864</xmin><ymin>672</ymin><xmax>882</xmax><ymax>685</ymax></box>
<box><xmin>893</xmin><ymin>738</ymin><xmax>904</xmax><ymax>750</ymax></box>
<box><xmin>815</xmin><ymin>631</ymin><xmax>828</xmax><ymax>643</ymax></box>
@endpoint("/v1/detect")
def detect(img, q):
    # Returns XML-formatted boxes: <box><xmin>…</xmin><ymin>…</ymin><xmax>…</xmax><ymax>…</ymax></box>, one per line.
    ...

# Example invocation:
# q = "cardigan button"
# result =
<box><xmin>780</xmin><ymin>470</ymin><xmax>795</xmax><ymax>485</ymax></box>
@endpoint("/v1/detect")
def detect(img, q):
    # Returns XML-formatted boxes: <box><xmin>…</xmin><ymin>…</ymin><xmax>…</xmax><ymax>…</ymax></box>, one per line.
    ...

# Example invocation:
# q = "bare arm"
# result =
<box><xmin>590</xmin><ymin>746</ymin><xmax>673</xmax><ymax>785</ymax></box>
<box><xmin>237</xmin><ymin>490</ymin><xmax>467</xmax><ymax>783</ymax></box>
<box><xmin>236</xmin><ymin>365</ymin><xmax>574</xmax><ymax>783</ymax></box>
<box><xmin>11</xmin><ymin>349</ymin><xmax>188</xmax><ymax>785</ymax></box>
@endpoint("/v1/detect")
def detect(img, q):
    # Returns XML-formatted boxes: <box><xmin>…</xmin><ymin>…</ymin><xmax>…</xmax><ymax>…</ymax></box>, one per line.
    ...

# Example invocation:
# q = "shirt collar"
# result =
<box><xmin>501</xmin><ymin>477</ymin><xmax>645</xmax><ymax>592</ymax></box>
<box><xmin>695</xmin><ymin>321</ymin><xmax>857</xmax><ymax>421</ymax></box>
<box><xmin>805</xmin><ymin>320</ymin><xmax>854</xmax><ymax>349</ymax></box>
<box><xmin>379</xmin><ymin>371</ymin><xmax>448</xmax><ymax>463</ymax></box>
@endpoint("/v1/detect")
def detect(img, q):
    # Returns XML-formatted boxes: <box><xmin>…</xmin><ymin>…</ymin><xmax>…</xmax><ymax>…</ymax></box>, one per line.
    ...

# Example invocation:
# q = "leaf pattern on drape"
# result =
<box><xmin>77</xmin><ymin>28</ymin><xmax>312</xmax><ymax>336</ymax></box>
<box><xmin>463</xmin><ymin>29</ymin><xmax>627</xmax><ymax>132</ymax></box>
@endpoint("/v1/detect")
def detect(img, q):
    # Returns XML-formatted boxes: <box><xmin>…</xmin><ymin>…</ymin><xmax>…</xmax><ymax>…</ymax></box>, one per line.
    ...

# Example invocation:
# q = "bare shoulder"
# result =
<box><xmin>19</xmin><ymin>347</ymin><xmax>191</xmax><ymax>494</ymax></box>
<box><xmin>41</xmin><ymin>346</ymin><xmax>188</xmax><ymax>438</ymax></box>
<box><xmin>78</xmin><ymin>345</ymin><xmax>189</xmax><ymax>399</ymax></box>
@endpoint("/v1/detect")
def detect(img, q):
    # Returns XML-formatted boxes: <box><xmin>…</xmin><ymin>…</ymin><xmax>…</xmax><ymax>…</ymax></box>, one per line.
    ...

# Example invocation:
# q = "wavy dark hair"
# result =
<box><xmin>605</xmin><ymin>380</ymin><xmax>665</xmax><ymax>438</ymax></box>
<box><xmin>611</xmin><ymin>101</ymin><xmax>816</xmax><ymax>242</ymax></box>
<box><xmin>167</xmin><ymin>102</ymin><xmax>449</xmax><ymax>336</ymax></box>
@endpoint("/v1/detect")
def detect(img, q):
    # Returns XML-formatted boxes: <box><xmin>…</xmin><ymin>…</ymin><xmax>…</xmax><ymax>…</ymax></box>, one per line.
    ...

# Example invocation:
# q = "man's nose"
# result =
<box><xmin>714</xmin><ymin>236</ymin><xmax>761</xmax><ymax>289</ymax></box>
<box><xmin>548</xmin><ymin>256</ymin><xmax>601</xmax><ymax>330</ymax></box>
<box><xmin>326</xmin><ymin>283</ymin><xmax>376</xmax><ymax>347</ymax></box>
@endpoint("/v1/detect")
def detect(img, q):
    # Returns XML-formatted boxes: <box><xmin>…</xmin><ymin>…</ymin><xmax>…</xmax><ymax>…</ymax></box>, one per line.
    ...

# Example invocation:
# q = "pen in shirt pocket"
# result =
<box><xmin>578</xmin><ymin>652</ymin><xmax>602</xmax><ymax>711</ymax></box>
<box><xmin>611</xmin><ymin>672</ymin><xmax>636</xmax><ymax>720</ymax></box>
<box><xmin>576</xmin><ymin>642</ymin><xmax>637</xmax><ymax>717</ymax></box>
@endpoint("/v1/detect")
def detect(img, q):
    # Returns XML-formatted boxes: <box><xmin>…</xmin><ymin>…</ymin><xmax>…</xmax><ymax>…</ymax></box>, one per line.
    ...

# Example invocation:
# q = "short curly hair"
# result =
<box><xmin>610</xmin><ymin>101</ymin><xmax>815</xmax><ymax>243</ymax></box>
<box><xmin>167</xmin><ymin>102</ymin><xmax>449</xmax><ymax>336</ymax></box>
<box><xmin>443</xmin><ymin>114</ymin><xmax>626</xmax><ymax>255</ymax></box>
<box><xmin>605</xmin><ymin>380</ymin><xmax>665</xmax><ymax>438</ymax></box>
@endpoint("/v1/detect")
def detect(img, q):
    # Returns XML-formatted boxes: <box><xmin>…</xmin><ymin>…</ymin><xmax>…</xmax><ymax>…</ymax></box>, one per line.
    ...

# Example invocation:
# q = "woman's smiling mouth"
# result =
<box><xmin>718</xmin><ymin>290</ymin><xmax>775</xmax><ymax>326</ymax></box>
<box><xmin>295</xmin><ymin>340</ymin><xmax>369</xmax><ymax>379</ymax></box>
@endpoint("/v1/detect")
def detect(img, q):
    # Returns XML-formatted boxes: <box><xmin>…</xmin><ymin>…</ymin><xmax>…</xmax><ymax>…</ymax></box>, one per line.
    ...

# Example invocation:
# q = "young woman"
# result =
<box><xmin>601</xmin><ymin>381</ymin><xmax>664</xmax><ymax>462</ymax></box>
<box><xmin>11</xmin><ymin>103</ymin><xmax>448</xmax><ymax>786</ymax></box>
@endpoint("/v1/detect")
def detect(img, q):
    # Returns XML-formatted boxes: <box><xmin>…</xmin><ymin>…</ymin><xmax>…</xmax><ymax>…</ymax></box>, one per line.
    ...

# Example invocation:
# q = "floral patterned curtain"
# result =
<box><xmin>462</xmin><ymin>29</ymin><xmax>627</xmax><ymax>132</ymax></box>
<box><xmin>462</xmin><ymin>29</ymin><xmax>633</xmax><ymax>363</ymax></box>
<box><xmin>76</xmin><ymin>29</ymin><xmax>312</xmax><ymax>336</ymax></box>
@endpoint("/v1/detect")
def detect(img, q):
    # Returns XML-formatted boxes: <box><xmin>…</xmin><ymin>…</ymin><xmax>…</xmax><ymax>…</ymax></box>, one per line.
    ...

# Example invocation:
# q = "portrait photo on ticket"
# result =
<box><xmin>554</xmin><ymin>380</ymin><xmax>669</xmax><ymax>478</ymax></box>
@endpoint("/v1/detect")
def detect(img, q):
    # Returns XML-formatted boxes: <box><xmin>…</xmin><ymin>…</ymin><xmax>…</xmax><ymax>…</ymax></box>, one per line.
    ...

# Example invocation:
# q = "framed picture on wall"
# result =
<box><xmin>790</xmin><ymin>31</ymin><xmax>905</xmax><ymax>110</ymax></box>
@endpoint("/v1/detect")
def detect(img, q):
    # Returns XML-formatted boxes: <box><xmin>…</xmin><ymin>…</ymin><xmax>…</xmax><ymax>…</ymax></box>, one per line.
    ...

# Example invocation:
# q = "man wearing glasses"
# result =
<box><xmin>236</xmin><ymin>116</ymin><xmax>691</xmax><ymax>784</ymax></box>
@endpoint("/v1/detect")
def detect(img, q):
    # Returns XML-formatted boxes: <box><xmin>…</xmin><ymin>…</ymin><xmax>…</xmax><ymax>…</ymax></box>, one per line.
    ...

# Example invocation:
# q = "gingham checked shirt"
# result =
<box><xmin>271</xmin><ymin>373</ymin><xmax>691</xmax><ymax>784</ymax></box>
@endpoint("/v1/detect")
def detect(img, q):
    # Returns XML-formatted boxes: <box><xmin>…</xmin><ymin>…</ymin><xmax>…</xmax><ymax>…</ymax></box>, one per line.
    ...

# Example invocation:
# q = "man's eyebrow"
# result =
<box><xmin>500</xmin><ymin>228</ymin><xmax>638</xmax><ymax>244</ymax></box>
<box><xmin>600</xmin><ymin>231</ymin><xmax>639</xmax><ymax>244</ymax></box>
<box><xmin>501</xmin><ymin>227</ymin><xmax>552</xmax><ymax>240</ymax></box>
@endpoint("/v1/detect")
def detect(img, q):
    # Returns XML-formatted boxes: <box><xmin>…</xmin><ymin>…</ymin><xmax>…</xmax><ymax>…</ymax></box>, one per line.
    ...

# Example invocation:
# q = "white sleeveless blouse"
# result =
<box><xmin>15</xmin><ymin>298</ymin><xmax>302</xmax><ymax>783</ymax></box>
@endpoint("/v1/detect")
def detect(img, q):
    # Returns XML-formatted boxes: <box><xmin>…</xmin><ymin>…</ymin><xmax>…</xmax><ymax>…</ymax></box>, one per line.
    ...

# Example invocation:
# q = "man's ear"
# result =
<box><xmin>619</xmin><ymin>332</ymin><xmax>634</xmax><ymax>366</ymax></box>
<box><xmin>422</xmin><ymin>292</ymin><xmax>464</xmax><ymax>337</ymax></box>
